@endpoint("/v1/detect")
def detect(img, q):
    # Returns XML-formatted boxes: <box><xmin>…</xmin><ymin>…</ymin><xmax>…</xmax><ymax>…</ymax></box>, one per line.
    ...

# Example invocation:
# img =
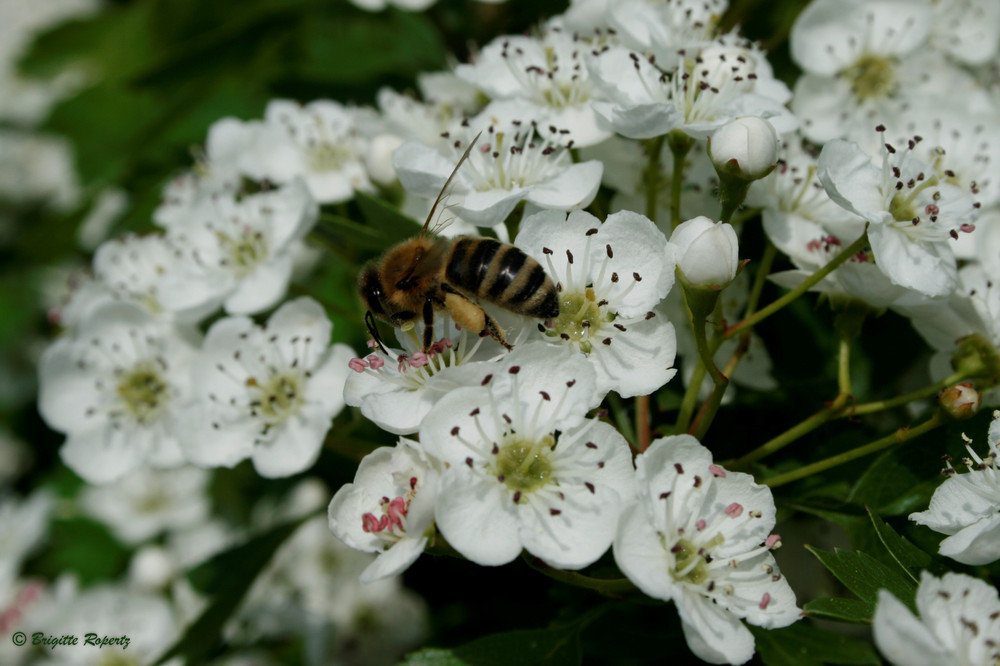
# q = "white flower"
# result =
<box><xmin>79</xmin><ymin>466</ymin><xmax>211</xmax><ymax>545</ymax></box>
<box><xmin>928</xmin><ymin>0</ymin><xmax>1000</xmax><ymax>65</ymax></box>
<box><xmin>344</xmin><ymin>317</ymin><xmax>511</xmax><ymax>435</ymax></box>
<box><xmin>671</xmin><ymin>216</ymin><xmax>740</xmax><ymax>289</ymax></box>
<box><xmin>29</xmin><ymin>581</ymin><xmax>180</xmax><ymax>666</ymax></box>
<box><xmin>152</xmin><ymin>116</ymin><xmax>258</xmax><ymax>230</ymax></box>
<box><xmin>393</xmin><ymin>123</ymin><xmax>603</xmax><ymax>228</ymax></box>
<box><xmin>231</xmin><ymin>515</ymin><xmax>428</xmax><ymax>663</ymax></box>
<box><xmin>818</xmin><ymin>131</ymin><xmax>979</xmax><ymax>297</ymax></box>
<box><xmin>419</xmin><ymin>343</ymin><xmax>635</xmax><ymax>569</ymax></box>
<box><xmin>909</xmin><ymin>412</ymin><xmax>1000</xmax><ymax>565</ymax></box>
<box><xmin>257</xmin><ymin>99</ymin><xmax>376</xmax><ymax>203</ymax></box>
<box><xmin>873</xmin><ymin>571</ymin><xmax>1000</xmax><ymax>666</ymax></box>
<box><xmin>588</xmin><ymin>38</ymin><xmax>796</xmax><ymax>141</ymax></box>
<box><xmin>455</xmin><ymin>28</ymin><xmax>613</xmax><ymax>147</ymax></box>
<box><xmin>601</xmin><ymin>0</ymin><xmax>727</xmax><ymax>60</ymax></box>
<box><xmin>92</xmin><ymin>233</ymin><xmax>216</xmax><ymax>324</ymax></box>
<box><xmin>789</xmin><ymin>0</ymin><xmax>993</xmax><ymax>142</ymax></box>
<box><xmin>614</xmin><ymin>435</ymin><xmax>800</xmax><ymax>665</ymax></box>
<box><xmin>709</xmin><ymin>116</ymin><xmax>779</xmax><ymax>181</ymax></box>
<box><xmin>517</xmin><ymin>209</ymin><xmax>678</xmax><ymax>397</ymax></box>
<box><xmin>0</xmin><ymin>491</ymin><xmax>52</xmax><ymax>588</ymax></box>
<box><xmin>38</xmin><ymin>302</ymin><xmax>196</xmax><ymax>484</ymax></box>
<box><xmin>159</xmin><ymin>179</ymin><xmax>318</xmax><ymax>316</ymax></box>
<box><xmin>0</xmin><ymin>130</ymin><xmax>80</xmax><ymax>211</ymax></box>
<box><xmin>178</xmin><ymin>297</ymin><xmax>353</xmax><ymax>478</ymax></box>
<box><xmin>328</xmin><ymin>438</ymin><xmax>439</xmax><ymax>582</ymax></box>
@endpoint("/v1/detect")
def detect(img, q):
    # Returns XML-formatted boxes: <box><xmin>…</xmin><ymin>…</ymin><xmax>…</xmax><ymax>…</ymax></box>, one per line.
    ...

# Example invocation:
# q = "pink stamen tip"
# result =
<box><xmin>924</xmin><ymin>204</ymin><xmax>940</xmax><ymax>216</ymax></box>
<box><xmin>47</xmin><ymin>309</ymin><xmax>61</xmax><ymax>325</ymax></box>
<box><xmin>480</xmin><ymin>143</ymin><xmax>491</xmax><ymax>153</ymax></box>
<box><xmin>806</xmin><ymin>239</ymin><xmax>822</xmax><ymax>252</ymax></box>
<box><xmin>386</xmin><ymin>496</ymin><xmax>408</xmax><ymax>530</ymax></box>
<box><xmin>361</xmin><ymin>513</ymin><xmax>381</xmax><ymax>532</ymax></box>
<box><xmin>765</xmin><ymin>534</ymin><xmax>782</xmax><ymax>549</ymax></box>
<box><xmin>696</xmin><ymin>519</ymin><xmax>707</xmax><ymax>531</ymax></box>
<box><xmin>397</xmin><ymin>355</ymin><xmax>410</xmax><ymax>373</ymax></box>
<box><xmin>440</xmin><ymin>337</ymin><xmax>453</xmax><ymax>348</ymax></box>
<box><xmin>365</xmin><ymin>339</ymin><xmax>379</xmax><ymax>349</ymax></box>
<box><xmin>349</xmin><ymin>358</ymin><xmax>369</xmax><ymax>373</ymax></box>
<box><xmin>825</xmin><ymin>235</ymin><xmax>842</xmax><ymax>246</ymax></box>
<box><xmin>725</xmin><ymin>502</ymin><xmax>744</xmax><ymax>518</ymax></box>
<box><xmin>366</xmin><ymin>354</ymin><xmax>384</xmax><ymax>370</ymax></box>
<box><xmin>759</xmin><ymin>592</ymin><xmax>771</xmax><ymax>610</ymax></box>
<box><xmin>410</xmin><ymin>351</ymin><xmax>428</xmax><ymax>367</ymax></box>
<box><xmin>708</xmin><ymin>464</ymin><xmax>726</xmax><ymax>478</ymax></box>
<box><xmin>960</xmin><ymin>224</ymin><xmax>976</xmax><ymax>233</ymax></box>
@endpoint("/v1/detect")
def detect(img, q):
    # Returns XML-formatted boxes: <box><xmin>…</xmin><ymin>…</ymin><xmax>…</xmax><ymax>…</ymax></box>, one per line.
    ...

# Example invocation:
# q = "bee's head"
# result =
<box><xmin>358</xmin><ymin>264</ymin><xmax>416</xmax><ymax>326</ymax></box>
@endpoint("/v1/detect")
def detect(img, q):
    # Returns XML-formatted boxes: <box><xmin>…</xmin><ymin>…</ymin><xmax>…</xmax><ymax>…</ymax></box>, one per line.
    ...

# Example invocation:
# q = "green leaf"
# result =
<box><xmin>295</xmin><ymin>9</ymin><xmax>445</xmax><ymax>84</ymax></box>
<box><xmin>402</xmin><ymin>626</ymin><xmax>582</xmax><ymax>666</ymax></box>
<box><xmin>155</xmin><ymin>514</ymin><xmax>312</xmax><ymax>665</ymax></box>
<box><xmin>847</xmin><ymin>444</ymin><xmax>941</xmax><ymax>515</ymax></box>
<box><xmin>806</xmin><ymin>546</ymin><xmax>917</xmax><ymax>615</ymax></box>
<box><xmin>354</xmin><ymin>190</ymin><xmax>422</xmax><ymax>246</ymax></box>
<box><xmin>750</xmin><ymin>622</ymin><xmax>881</xmax><ymax>666</ymax></box>
<box><xmin>42</xmin><ymin>82</ymin><xmax>162</xmax><ymax>186</ymax></box>
<box><xmin>802</xmin><ymin>597</ymin><xmax>874</xmax><ymax>624</ymax></box>
<box><xmin>314</xmin><ymin>214</ymin><xmax>387</xmax><ymax>254</ymax></box>
<box><xmin>866</xmin><ymin>507</ymin><xmax>931</xmax><ymax>583</ymax></box>
<box><xmin>31</xmin><ymin>517</ymin><xmax>129</xmax><ymax>585</ymax></box>
<box><xmin>18</xmin><ymin>3</ymin><xmax>158</xmax><ymax>82</ymax></box>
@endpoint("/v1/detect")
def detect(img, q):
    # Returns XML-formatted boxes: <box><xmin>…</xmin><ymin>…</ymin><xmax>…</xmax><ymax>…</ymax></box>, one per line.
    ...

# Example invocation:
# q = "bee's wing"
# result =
<box><xmin>421</xmin><ymin>131</ymin><xmax>482</xmax><ymax>236</ymax></box>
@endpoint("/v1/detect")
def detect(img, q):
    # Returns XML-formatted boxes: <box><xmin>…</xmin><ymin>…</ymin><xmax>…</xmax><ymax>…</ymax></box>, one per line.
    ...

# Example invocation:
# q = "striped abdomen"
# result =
<box><xmin>445</xmin><ymin>237</ymin><xmax>559</xmax><ymax>319</ymax></box>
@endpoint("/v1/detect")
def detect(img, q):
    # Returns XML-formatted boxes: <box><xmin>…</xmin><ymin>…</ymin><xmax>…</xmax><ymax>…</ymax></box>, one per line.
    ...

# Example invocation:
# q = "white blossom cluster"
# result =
<box><xmin>24</xmin><ymin>0</ymin><xmax>1000</xmax><ymax>664</ymax></box>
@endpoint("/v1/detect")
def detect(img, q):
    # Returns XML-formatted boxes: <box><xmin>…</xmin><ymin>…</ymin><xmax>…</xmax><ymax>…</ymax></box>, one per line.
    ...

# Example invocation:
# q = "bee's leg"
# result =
<box><xmin>422</xmin><ymin>298</ymin><xmax>436</xmax><ymax>352</ymax></box>
<box><xmin>442</xmin><ymin>289</ymin><xmax>512</xmax><ymax>351</ymax></box>
<box><xmin>482</xmin><ymin>312</ymin><xmax>513</xmax><ymax>351</ymax></box>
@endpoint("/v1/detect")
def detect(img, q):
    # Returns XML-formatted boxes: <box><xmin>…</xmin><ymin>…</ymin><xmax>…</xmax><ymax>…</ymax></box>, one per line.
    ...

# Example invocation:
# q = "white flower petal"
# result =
<box><xmin>434</xmin><ymin>467</ymin><xmax>522</xmax><ymax>566</ymax></box>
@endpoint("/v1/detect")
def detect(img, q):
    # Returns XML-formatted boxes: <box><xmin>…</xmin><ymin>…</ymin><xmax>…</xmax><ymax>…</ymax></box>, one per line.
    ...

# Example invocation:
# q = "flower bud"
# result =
<box><xmin>709</xmin><ymin>116</ymin><xmax>779</xmax><ymax>182</ymax></box>
<box><xmin>365</xmin><ymin>133</ymin><xmax>405</xmax><ymax>186</ymax></box>
<box><xmin>938</xmin><ymin>382</ymin><xmax>981</xmax><ymax>420</ymax></box>
<box><xmin>670</xmin><ymin>216</ymin><xmax>740</xmax><ymax>290</ymax></box>
<box><xmin>128</xmin><ymin>545</ymin><xmax>176</xmax><ymax>591</ymax></box>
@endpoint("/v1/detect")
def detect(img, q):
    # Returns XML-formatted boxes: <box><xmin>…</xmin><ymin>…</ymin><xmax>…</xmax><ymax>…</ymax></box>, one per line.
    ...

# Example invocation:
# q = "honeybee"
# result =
<box><xmin>359</xmin><ymin>135</ymin><xmax>559</xmax><ymax>353</ymax></box>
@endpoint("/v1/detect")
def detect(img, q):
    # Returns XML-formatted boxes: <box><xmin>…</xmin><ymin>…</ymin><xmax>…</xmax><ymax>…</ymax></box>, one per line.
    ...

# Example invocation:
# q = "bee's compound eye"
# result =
<box><xmin>359</xmin><ymin>267</ymin><xmax>387</xmax><ymax>316</ymax></box>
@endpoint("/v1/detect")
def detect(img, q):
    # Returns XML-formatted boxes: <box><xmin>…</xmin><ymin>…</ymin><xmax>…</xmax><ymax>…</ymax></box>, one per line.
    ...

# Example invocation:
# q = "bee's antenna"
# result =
<box><xmin>365</xmin><ymin>311</ymin><xmax>389</xmax><ymax>355</ymax></box>
<box><xmin>422</xmin><ymin>131</ymin><xmax>482</xmax><ymax>235</ymax></box>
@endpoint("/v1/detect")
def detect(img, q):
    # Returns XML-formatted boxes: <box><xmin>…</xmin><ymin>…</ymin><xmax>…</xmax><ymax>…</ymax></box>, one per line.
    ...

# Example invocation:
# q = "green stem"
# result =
<box><xmin>731</xmin><ymin>335</ymin><xmax>853</xmax><ymax>469</ymax></box>
<box><xmin>745</xmin><ymin>242</ymin><xmax>777</xmax><ymax>318</ymax></box>
<box><xmin>667</xmin><ymin>131</ymin><xmax>694</xmax><ymax>229</ymax></box>
<box><xmin>674</xmin><ymin>360</ymin><xmax>708</xmax><ymax>436</ymax></box>
<box><xmin>764</xmin><ymin>413</ymin><xmax>944</xmax><ymax>488</ymax></box>
<box><xmin>725</xmin><ymin>230</ymin><xmax>869</xmax><ymax>339</ymax></box>
<box><xmin>636</xmin><ymin>135</ymin><xmax>665</xmax><ymax>453</ymax></box>
<box><xmin>643</xmin><ymin>135</ymin><xmax>666</xmax><ymax>225</ymax></box>
<box><xmin>848</xmin><ymin>369</ymin><xmax>967</xmax><ymax>416</ymax></box>
<box><xmin>606</xmin><ymin>391</ymin><xmax>637</xmax><ymax>450</ymax></box>
<box><xmin>837</xmin><ymin>336</ymin><xmax>852</xmax><ymax>397</ymax></box>
<box><xmin>688</xmin><ymin>306</ymin><xmax>728</xmax><ymax>438</ymax></box>
<box><xmin>521</xmin><ymin>552</ymin><xmax>636</xmax><ymax>594</ymax></box>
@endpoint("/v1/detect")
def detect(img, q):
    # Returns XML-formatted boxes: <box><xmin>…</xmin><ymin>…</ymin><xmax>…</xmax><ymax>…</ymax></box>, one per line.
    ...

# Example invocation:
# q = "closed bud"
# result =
<box><xmin>365</xmin><ymin>133</ymin><xmax>405</xmax><ymax>186</ymax></box>
<box><xmin>709</xmin><ymin>116</ymin><xmax>780</xmax><ymax>182</ymax></box>
<box><xmin>128</xmin><ymin>546</ymin><xmax>176</xmax><ymax>591</ymax></box>
<box><xmin>938</xmin><ymin>382</ymin><xmax>981</xmax><ymax>420</ymax></box>
<box><xmin>671</xmin><ymin>216</ymin><xmax>740</xmax><ymax>290</ymax></box>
